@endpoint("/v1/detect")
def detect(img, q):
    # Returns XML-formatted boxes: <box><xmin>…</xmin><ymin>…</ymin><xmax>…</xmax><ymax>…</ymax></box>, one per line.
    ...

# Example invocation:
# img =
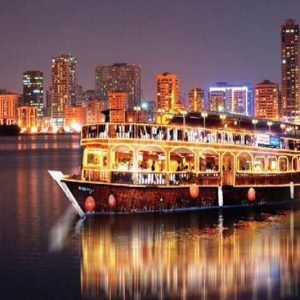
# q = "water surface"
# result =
<box><xmin>0</xmin><ymin>135</ymin><xmax>299</xmax><ymax>299</ymax></box>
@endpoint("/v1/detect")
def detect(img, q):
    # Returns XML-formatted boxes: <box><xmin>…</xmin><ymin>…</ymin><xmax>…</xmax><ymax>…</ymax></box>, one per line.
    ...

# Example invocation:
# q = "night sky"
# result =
<box><xmin>0</xmin><ymin>0</ymin><xmax>300</xmax><ymax>101</ymax></box>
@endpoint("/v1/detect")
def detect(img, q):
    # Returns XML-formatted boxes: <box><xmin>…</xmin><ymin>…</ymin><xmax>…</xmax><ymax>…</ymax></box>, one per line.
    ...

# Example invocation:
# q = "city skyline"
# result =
<box><xmin>1</xmin><ymin>0</ymin><xmax>300</xmax><ymax>100</ymax></box>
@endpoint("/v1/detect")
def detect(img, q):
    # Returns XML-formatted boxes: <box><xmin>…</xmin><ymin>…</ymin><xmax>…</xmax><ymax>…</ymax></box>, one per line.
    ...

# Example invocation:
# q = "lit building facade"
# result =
<box><xmin>255</xmin><ymin>80</ymin><xmax>279</xmax><ymax>120</ymax></box>
<box><xmin>64</xmin><ymin>106</ymin><xmax>87</xmax><ymax>128</ymax></box>
<box><xmin>51</xmin><ymin>54</ymin><xmax>77</xmax><ymax>126</ymax></box>
<box><xmin>281</xmin><ymin>19</ymin><xmax>299</xmax><ymax>122</ymax></box>
<box><xmin>86</xmin><ymin>99</ymin><xmax>106</xmax><ymax>124</ymax></box>
<box><xmin>209</xmin><ymin>83</ymin><xmax>248</xmax><ymax>115</ymax></box>
<box><xmin>156</xmin><ymin>72</ymin><xmax>180</xmax><ymax>113</ymax></box>
<box><xmin>108</xmin><ymin>92</ymin><xmax>128</xmax><ymax>123</ymax></box>
<box><xmin>0</xmin><ymin>91</ymin><xmax>19</xmax><ymax>125</ymax></box>
<box><xmin>95</xmin><ymin>63</ymin><xmax>141</xmax><ymax>108</ymax></box>
<box><xmin>247</xmin><ymin>87</ymin><xmax>255</xmax><ymax>117</ymax></box>
<box><xmin>188</xmin><ymin>87</ymin><xmax>204</xmax><ymax>112</ymax></box>
<box><xmin>17</xmin><ymin>106</ymin><xmax>37</xmax><ymax>129</ymax></box>
<box><xmin>22</xmin><ymin>71</ymin><xmax>44</xmax><ymax>118</ymax></box>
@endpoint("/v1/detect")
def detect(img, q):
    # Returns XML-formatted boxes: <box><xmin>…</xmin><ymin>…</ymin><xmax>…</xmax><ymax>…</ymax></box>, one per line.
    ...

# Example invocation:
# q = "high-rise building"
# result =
<box><xmin>95</xmin><ymin>63</ymin><xmax>141</xmax><ymax>108</ymax></box>
<box><xmin>254</xmin><ymin>80</ymin><xmax>279</xmax><ymax>120</ymax></box>
<box><xmin>156</xmin><ymin>73</ymin><xmax>181</xmax><ymax>113</ymax></box>
<box><xmin>51</xmin><ymin>54</ymin><xmax>77</xmax><ymax>126</ymax></box>
<box><xmin>247</xmin><ymin>87</ymin><xmax>255</xmax><ymax>117</ymax></box>
<box><xmin>108</xmin><ymin>92</ymin><xmax>128</xmax><ymax>123</ymax></box>
<box><xmin>64</xmin><ymin>106</ymin><xmax>87</xmax><ymax>128</ymax></box>
<box><xmin>188</xmin><ymin>87</ymin><xmax>204</xmax><ymax>112</ymax></box>
<box><xmin>22</xmin><ymin>71</ymin><xmax>44</xmax><ymax>118</ymax></box>
<box><xmin>209</xmin><ymin>83</ymin><xmax>249</xmax><ymax>115</ymax></box>
<box><xmin>0</xmin><ymin>90</ymin><xmax>19</xmax><ymax>125</ymax></box>
<box><xmin>87</xmin><ymin>99</ymin><xmax>106</xmax><ymax>124</ymax></box>
<box><xmin>281</xmin><ymin>19</ymin><xmax>299</xmax><ymax>122</ymax></box>
<box><xmin>17</xmin><ymin>106</ymin><xmax>37</xmax><ymax>129</ymax></box>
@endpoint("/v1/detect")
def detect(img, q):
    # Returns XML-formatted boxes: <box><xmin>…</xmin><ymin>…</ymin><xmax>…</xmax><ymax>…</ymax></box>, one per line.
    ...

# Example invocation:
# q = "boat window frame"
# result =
<box><xmin>111</xmin><ymin>145</ymin><xmax>134</xmax><ymax>171</ymax></box>
<box><xmin>253</xmin><ymin>155</ymin><xmax>266</xmax><ymax>173</ymax></box>
<box><xmin>199</xmin><ymin>148</ymin><xmax>220</xmax><ymax>173</ymax></box>
<box><xmin>137</xmin><ymin>145</ymin><xmax>167</xmax><ymax>172</ymax></box>
<box><xmin>292</xmin><ymin>156</ymin><xmax>298</xmax><ymax>171</ymax></box>
<box><xmin>84</xmin><ymin>148</ymin><xmax>102</xmax><ymax>168</ymax></box>
<box><xmin>278</xmin><ymin>156</ymin><xmax>288</xmax><ymax>172</ymax></box>
<box><xmin>169</xmin><ymin>147</ymin><xmax>196</xmax><ymax>173</ymax></box>
<box><xmin>236</xmin><ymin>151</ymin><xmax>253</xmax><ymax>172</ymax></box>
<box><xmin>266</xmin><ymin>156</ymin><xmax>277</xmax><ymax>172</ymax></box>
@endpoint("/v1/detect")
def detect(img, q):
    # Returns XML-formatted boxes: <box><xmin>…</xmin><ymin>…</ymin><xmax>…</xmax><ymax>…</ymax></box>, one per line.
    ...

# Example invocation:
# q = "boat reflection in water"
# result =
<box><xmin>80</xmin><ymin>207</ymin><xmax>300</xmax><ymax>299</ymax></box>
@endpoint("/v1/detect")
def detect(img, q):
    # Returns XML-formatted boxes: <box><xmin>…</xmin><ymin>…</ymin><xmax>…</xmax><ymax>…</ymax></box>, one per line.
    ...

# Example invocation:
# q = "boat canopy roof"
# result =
<box><xmin>170</xmin><ymin>112</ymin><xmax>299</xmax><ymax>138</ymax></box>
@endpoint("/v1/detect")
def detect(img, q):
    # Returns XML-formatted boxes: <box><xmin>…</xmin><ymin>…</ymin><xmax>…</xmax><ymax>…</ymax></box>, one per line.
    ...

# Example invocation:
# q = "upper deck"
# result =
<box><xmin>81</xmin><ymin>112</ymin><xmax>300</xmax><ymax>153</ymax></box>
<box><xmin>77</xmin><ymin>113</ymin><xmax>300</xmax><ymax>188</ymax></box>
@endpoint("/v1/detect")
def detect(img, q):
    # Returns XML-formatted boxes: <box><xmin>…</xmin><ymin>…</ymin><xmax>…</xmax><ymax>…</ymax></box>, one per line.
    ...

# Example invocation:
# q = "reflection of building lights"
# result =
<box><xmin>70</xmin><ymin>122</ymin><xmax>81</xmax><ymax>133</ymax></box>
<box><xmin>64</xmin><ymin>126</ymin><xmax>71</xmax><ymax>133</ymax></box>
<box><xmin>80</xmin><ymin>212</ymin><xmax>300</xmax><ymax>300</ymax></box>
<box><xmin>52</xmin><ymin>125</ymin><xmax>58</xmax><ymax>134</ymax></box>
<box><xmin>30</xmin><ymin>127</ymin><xmax>38</xmax><ymax>134</ymax></box>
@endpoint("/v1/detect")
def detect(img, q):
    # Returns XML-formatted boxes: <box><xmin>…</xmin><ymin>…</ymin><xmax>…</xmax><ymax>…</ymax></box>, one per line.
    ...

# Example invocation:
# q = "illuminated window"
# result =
<box><xmin>279</xmin><ymin>157</ymin><xmax>288</xmax><ymax>172</ymax></box>
<box><xmin>267</xmin><ymin>157</ymin><xmax>277</xmax><ymax>172</ymax></box>
<box><xmin>237</xmin><ymin>152</ymin><xmax>252</xmax><ymax>171</ymax></box>
<box><xmin>170</xmin><ymin>148</ymin><xmax>195</xmax><ymax>172</ymax></box>
<box><xmin>254</xmin><ymin>156</ymin><xmax>265</xmax><ymax>172</ymax></box>
<box><xmin>292</xmin><ymin>157</ymin><xmax>298</xmax><ymax>171</ymax></box>
<box><xmin>199</xmin><ymin>149</ymin><xmax>219</xmax><ymax>172</ymax></box>
<box><xmin>86</xmin><ymin>151</ymin><xmax>101</xmax><ymax>166</ymax></box>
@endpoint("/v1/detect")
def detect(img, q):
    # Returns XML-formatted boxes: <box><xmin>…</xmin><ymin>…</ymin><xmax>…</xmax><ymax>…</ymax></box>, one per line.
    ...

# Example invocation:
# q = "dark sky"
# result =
<box><xmin>0</xmin><ymin>0</ymin><xmax>299</xmax><ymax>100</ymax></box>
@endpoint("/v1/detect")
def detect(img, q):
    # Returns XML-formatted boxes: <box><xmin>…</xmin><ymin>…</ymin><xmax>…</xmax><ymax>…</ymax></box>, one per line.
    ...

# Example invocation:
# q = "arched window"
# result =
<box><xmin>267</xmin><ymin>156</ymin><xmax>277</xmax><ymax>172</ymax></box>
<box><xmin>279</xmin><ymin>156</ymin><xmax>288</xmax><ymax>172</ymax></box>
<box><xmin>111</xmin><ymin>145</ymin><xmax>134</xmax><ymax>171</ymax></box>
<box><xmin>237</xmin><ymin>152</ymin><xmax>252</xmax><ymax>171</ymax></box>
<box><xmin>254</xmin><ymin>156</ymin><xmax>266</xmax><ymax>172</ymax></box>
<box><xmin>199</xmin><ymin>149</ymin><xmax>220</xmax><ymax>172</ymax></box>
<box><xmin>170</xmin><ymin>148</ymin><xmax>195</xmax><ymax>172</ymax></box>
<box><xmin>138</xmin><ymin>146</ymin><xmax>166</xmax><ymax>171</ymax></box>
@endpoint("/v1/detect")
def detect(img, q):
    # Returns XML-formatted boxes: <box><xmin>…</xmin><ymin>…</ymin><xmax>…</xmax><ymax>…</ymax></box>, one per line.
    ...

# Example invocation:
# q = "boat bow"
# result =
<box><xmin>48</xmin><ymin>170</ymin><xmax>85</xmax><ymax>217</ymax></box>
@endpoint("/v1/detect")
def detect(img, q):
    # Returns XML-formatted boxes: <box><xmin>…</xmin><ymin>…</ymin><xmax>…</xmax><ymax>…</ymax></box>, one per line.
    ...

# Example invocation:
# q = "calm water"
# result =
<box><xmin>0</xmin><ymin>135</ymin><xmax>300</xmax><ymax>299</ymax></box>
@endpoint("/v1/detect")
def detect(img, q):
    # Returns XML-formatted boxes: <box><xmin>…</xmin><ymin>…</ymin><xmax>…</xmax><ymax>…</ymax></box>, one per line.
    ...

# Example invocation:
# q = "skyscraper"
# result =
<box><xmin>281</xmin><ymin>19</ymin><xmax>299</xmax><ymax>122</ymax></box>
<box><xmin>156</xmin><ymin>73</ymin><xmax>181</xmax><ymax>113</ymax></box>
<box><xmin>254</xmin><ymin>80</ymin><xmax>279</xmax><ymax>120</ymax></box>
<box><xmin>22</xmin><ymin>71</ymin><xmax>44</xmax><ymax>118</ymax></box>
<box><xmin>95</xmin><ymin>63</ymin><xmax>141</xmax><ymax>109</ymax></box>
<box><xmin>0</xmin><ymin>90</ymin><xmax>19</xmax><ymax>125</ymax></box>
<box><xmin>209</xmin><ymin>83</ymin><xmax>248</xmax><ymax>115</ymax></box>
<box><xmin>51</xmin><ymin>54</ymin><xmax>77</xmax><ymax>126</ymax></box>
<box><xmin>108</xmin><ymin>92</ymin><xmax>128</xmax><ymax>123</ymax></box>
<box><xmin>188</xmin><ymin>87</ymin><xmax>204</xmax><ymax>112</ymax></box>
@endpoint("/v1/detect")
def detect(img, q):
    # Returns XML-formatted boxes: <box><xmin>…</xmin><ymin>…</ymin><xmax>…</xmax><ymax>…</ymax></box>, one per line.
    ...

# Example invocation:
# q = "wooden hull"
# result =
<box><xmin>62</xmin><ymin>178</ymin><xmax>299</xmax><ymax>215</ymax></box>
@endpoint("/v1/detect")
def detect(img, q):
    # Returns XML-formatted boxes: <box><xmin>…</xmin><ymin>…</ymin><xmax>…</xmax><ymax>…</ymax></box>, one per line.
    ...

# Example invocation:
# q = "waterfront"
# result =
<box><xmin>0</xmin><ymin>135</ymin><xmax>300</xmax><ymax>299</ymax></box>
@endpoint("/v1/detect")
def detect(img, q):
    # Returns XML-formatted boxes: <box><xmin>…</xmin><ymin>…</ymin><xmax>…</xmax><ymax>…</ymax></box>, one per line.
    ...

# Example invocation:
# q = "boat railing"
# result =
<box><xmin>81</xmin><ymin>168</ymin><xmax>220</xmax><ymax>186</ymax></box>
<box><xmin>82</xmin><ymin>168</ymin><xmax>109</xmax><ymax>182</ymax></box>
<box><xmin>77</xmin><ymin>168</ymin><xmax>300</xmax><ymax>186</ymax></box>
<box><xmin>235</xmin><ymin>172</ymin><xmax>300</xmax><ymax>185</ymax></box>
<box><xmin>81</xmin><ymin>123</ymin><xmax>300</xmax><ymax>152</ymax></box>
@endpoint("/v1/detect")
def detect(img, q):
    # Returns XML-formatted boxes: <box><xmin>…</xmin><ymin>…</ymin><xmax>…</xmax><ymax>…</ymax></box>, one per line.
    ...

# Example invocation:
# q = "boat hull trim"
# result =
<box><xmin>49</xmin><ymin>171</ymin><xmax>299</xmax><ymax>216</ymax></box>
